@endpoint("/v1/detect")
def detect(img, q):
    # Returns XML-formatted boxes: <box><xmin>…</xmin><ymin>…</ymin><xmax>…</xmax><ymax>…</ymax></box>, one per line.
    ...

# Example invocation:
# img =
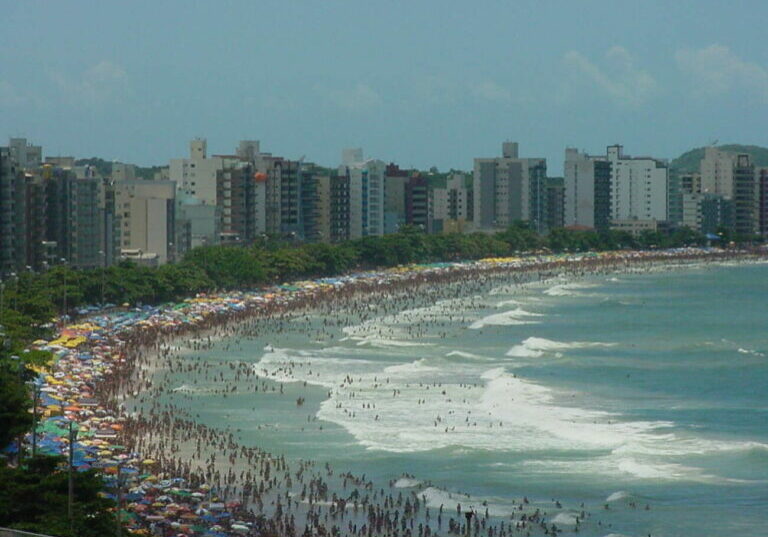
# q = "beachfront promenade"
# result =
<box><xmin>8</xmin><ymin>247</ymin><xmax>752</xmax><ymax>537</ymax></box>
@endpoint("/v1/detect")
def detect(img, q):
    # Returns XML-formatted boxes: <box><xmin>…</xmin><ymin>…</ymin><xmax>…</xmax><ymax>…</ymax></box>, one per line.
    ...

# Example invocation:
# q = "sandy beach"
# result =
<box><xmin>25</xmin><ymin>246</ymin><xmax>760</xmax><ymax>537</ymax></box>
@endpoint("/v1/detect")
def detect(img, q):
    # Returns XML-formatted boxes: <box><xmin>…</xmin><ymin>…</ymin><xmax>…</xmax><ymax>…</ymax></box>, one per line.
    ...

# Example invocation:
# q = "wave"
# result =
<box><xmin>420</xmin><ymin>487</ymin><xmax>514</xmax><ymax>517</ymax></box>
<box><xmin>393</xmin><ymin>478</ymin><xmax>422</xmax><ymax>488</ymax></box>
<box><xmin>256</xmin><ymin>348</ymin><xmax>767</xmax><ymax>485</ymax></box>
<box><xmin>605</xmin><ymin>490</ymin><xmax>630</xmax><ymax>502</ymax></box>
<box><xmin>544</xmin><ymin>282</ymin><xmax>598</xmax><ymax>297</ymax></box>
<box><xmin>550</xmin><ymin>512</ymin><xmax>579</xmax><ymax>525</ymax></box>
<box><xmin>384</xmin><ymin>358</ymin><xmax>437</xmax><ymax>375</ymax></box>
<box><xmin>506</xmin><ymin>337</ymin><xmax>616</xmax><ymax>358</ymax></box>
<box><xmin>349</xmin><ymin>336</ymin><xmax>433</xmax><ymax>348</ymax></box>
<box><xmin>469</xmin><ymin>308</ymin><xmax>543</xmax><ymax>329</ymax></box>
<box><xmin>445</xmin><ymin>350</ymin><xmax>496</xmax><ymax>362</ymax></box>
<box><xmin>172</xmin><ymin>384</ymin><xmax>204</xmax><ymax>393</ymax></box>
<box><xmin>737</xmin><ymin>347</ymin><xmax>766</xmax><ymax>357</ymax></box>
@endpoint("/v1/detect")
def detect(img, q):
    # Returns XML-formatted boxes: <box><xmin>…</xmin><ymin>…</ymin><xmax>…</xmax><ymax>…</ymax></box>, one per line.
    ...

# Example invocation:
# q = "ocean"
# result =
<box><xmin>156</xmin><ymin>261</ymin><xmax>768</xmax><ymax>536</ymax></box>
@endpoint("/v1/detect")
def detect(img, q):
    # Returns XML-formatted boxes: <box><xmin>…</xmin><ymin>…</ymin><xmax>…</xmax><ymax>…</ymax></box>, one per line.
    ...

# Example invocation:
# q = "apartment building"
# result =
<box><xmin>473</xmin><ymin>142</ymin><xmax>548</xmax><ymax>233</ymax></box>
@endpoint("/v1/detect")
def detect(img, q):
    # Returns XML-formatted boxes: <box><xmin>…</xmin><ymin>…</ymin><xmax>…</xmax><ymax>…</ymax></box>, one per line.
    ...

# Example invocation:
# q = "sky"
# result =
<box><xmin>2</xmin><ymin>0</ymin><xmax>768</xmax><ymax>175</ymax></box>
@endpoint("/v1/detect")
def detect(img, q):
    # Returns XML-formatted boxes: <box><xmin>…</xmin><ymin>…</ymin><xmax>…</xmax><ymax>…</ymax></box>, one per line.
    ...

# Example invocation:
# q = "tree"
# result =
<box><xmin>0</xmin><ymin>456</ymin><xmax>116</xmax><ymax>537</ymax></box>
<box><xmin>0</xmin><ymin>364</ymin><xmax>32</xmax><ymax>450</ymax></box>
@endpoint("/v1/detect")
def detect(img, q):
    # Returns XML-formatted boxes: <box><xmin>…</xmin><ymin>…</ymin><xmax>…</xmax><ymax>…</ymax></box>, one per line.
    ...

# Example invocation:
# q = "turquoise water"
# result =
<box><xmin>160</xmin><ymin>262</ymin><xmax>768</xmax><ymax>536</ymax></box>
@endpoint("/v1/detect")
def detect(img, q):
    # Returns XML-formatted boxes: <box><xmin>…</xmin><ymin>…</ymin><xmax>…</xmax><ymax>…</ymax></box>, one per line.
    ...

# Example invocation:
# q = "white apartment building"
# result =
<box><xmin>114</xmin><ymin>179</ymin><xmax>176</xmax><ymax>264</ymax></box>
<box><xmin>339</xmin><ymin>148</ymin><xmax>385</xmax><ymax>239</ymax></box>
<box><xmin>607</xmin><ymin>145</ymin><xmax>668</xmax><ymax>224</ymax></box>
<box><xmin>169</xmin><ymin>139</ymin><xmax>223</xmax><ymax>207</ymax></box>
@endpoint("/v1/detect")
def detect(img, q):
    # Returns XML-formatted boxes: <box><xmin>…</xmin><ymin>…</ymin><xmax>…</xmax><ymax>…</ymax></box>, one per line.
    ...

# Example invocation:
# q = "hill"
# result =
<box><xmin>74</xmin><ymin>157</ymin><xmax>164</xmax><ymax>180</ymax></box>
<box><xmin>670</xmin><ymin>144</ymin><xmax>768</xmax><ymax>173</ymax></box>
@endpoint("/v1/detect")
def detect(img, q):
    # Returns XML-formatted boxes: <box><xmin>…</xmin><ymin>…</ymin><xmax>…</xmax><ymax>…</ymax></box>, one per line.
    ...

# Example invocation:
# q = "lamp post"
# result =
<box><xmin>99</xmin><ymin>250</ymin><xmax>106</xmax><ymax>307</ymax></box>
<box><xmin>0</xmin><ymin>278</ymin><xmax>5</xmax><ymax>325</ymax></box>
<box><xmin>61</xmin><ymin>258</ymin><xmax>68</xmax><ymax>326</ymax></box>
<box><xmin>10</xmin><ymin>354</ymin><xmax>23</xmax><ymax>465</ymax></box>
<box><xmin>30</xmin><ymin>381</ymin><xmax>40</xmax><ymax>458</ymax></box>
<box><xmin>67</xmin><ymin>419</ymin><xmax>79</xmax><ymax>531</ymax></box>
<box><xmin>9</xmin><ymin>272</ymin><xmax>17</xmax><ymax>311</ymax></box>
<box><xmin>115</xmin><ymin>462</ymin><xmax>123</xmax><ymax>537</ymax></box>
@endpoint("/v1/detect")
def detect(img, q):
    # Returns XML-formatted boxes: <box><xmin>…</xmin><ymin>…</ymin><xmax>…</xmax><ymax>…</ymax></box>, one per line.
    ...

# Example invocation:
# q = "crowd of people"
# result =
<box><xmin>19</xmin><ymin>247</ymin><xmax>746</xmax><ymax>537</ymax></box>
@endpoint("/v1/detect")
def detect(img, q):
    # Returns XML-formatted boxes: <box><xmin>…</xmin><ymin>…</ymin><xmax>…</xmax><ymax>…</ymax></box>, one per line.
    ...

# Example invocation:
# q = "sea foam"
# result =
<box><xmin>469</xmin><ymin>308</ymin><xmax>543</xmax><ymax>329</ymax></box>
<box><xmin>506</xmin><ymin>337</ymin><xmax>616</xmax><ymax>358</ymax></box>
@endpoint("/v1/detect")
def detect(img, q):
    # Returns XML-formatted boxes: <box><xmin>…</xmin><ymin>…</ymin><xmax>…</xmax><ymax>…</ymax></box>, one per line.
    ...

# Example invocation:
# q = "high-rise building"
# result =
<box><xmin>329</xmin><ymin>171</ymin><xmax>350</xmax><ymax>242</ymax></box>
<box><xmin>171</xmin><ymin>139</ymin><xmax>271</xmax><ymax>245</ymax></box>
<box><xmin>431</xmin><ymin>172</ymin><xmax>471</xmax><ymax>233</ymax></box>
<box><xmin>700</xmin><ymin>146</ymin><xmax>736</xmax><ymax>198</ymax></box>
<box><xmin>607</xmin><ymin>145</ymin><xmax>668</xmax><ymax>225</ymax></box>
<box><xmin>565</xmin><ymin>145</ymin><xmax>667</xmax><ymax>232</ymax></box>
<box><xmin>114</xmin><ymin>179</ymin><xmax>177</xmax><ymax>264</ymax></box>
<box><xmin>0</xmin><ymin>146</ymin><xmax>26</xmax><ymax>275</ymax></box>
<box><xmin>339</xmin><ymin>149</ymin><xmax>385</xmax><ymax>239</ymax></box>
<box><xmin>405</xmin><ymin>174</ymin><xmax>429</xmax><ymax>231</ymax></box>
<box><xmin>758</xmin><ymin>168</ymin><xmax>768</xmax><ymax>239</ymax></box>
<box><xmin>299</xmin><ymin>164</ymin><xmax>324</xmax><ymax>243</ymax></box>
<box><xmin>667</xmin><ymin>170</ymin><xmax>683</xmax><ymax>227</ymax></box>
<box><xmin>383</xmin><ymin>163</ymin><xmax>409</xmax><ymax>234</ymax></box>
<box><xmin>563</xmin><ymin>148</ymin><xmax>611</xmax><ymax>230</ymax></box>
<box><xmin>213</xmin><ymin>156</ymin><xmax>256</xmax><ymax>244</ymax></box>
<box><xmin>43</xmin><ymin>166</ymin><xmax>105</xmax><ymax>269</ymax></box>
<box><xmin>112</xmin><ymin>162</ymin><xmax>136</xmax><ymax>182</ymax></box>
<box><xmin>545</xmin><ymin>177</ymin><xmax>566</xmax><ymax>231</ymax></box>
<box><xmin>8</xmin><ymin>138</ymin><xmax>42</xmax><ymax>170</ymax></box>
<box><xmin>693</xmin><ymin>148</ymin><xmax>757</xmax><ymax>237</ymax></box>
<box><xmin>170</xmin><ymin>139</ymin><xmax>223</xmax><ymax>208</ymax></box>
<box><xmin>313</xmin><ymin>173</ymin><xmax>333</xmax><ymax>243</ymax></box>
<box><xmin>473</xmin><ymin>142</ymin><xmax>548</xmax><ymax>233</ymax></box>
<box><xmin>732</xmin><ymin>154</ymin><xmax>756</xmax><ymax>236</ymax></box>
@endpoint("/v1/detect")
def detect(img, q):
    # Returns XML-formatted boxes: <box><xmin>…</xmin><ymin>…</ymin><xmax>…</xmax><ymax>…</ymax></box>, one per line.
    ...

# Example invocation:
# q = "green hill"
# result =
<box><xmin>671</xmin><ymin>144</ymin><xmax>768</xmax><ymax>173</ymax></box>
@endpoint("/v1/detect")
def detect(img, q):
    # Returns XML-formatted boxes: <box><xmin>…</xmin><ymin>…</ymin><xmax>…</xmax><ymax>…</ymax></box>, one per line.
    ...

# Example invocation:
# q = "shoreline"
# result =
<box><xmin>24</xmin><ymin>247</ymin><xmax>760</xmax><ymax>537</ymax></box>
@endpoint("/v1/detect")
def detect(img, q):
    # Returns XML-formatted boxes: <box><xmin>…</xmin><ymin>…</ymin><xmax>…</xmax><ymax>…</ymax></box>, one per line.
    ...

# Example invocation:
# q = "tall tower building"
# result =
<box><xmin>473</xmin><ymin>142</ymin><xmax>548</xmax><ymax>232</ymax></box>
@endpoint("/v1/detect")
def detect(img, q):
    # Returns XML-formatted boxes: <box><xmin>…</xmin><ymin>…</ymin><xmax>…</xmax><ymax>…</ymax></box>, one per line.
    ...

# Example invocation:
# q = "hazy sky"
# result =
<box><xmin>2</xmin><ymin>1</ymin><xmax>767</xmax><ymax>174</ymax></box>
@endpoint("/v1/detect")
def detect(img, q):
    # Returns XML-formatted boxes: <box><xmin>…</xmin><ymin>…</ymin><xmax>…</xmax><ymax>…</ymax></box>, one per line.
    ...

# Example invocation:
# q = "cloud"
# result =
<box><xmin>563</xmin><ymin>46</ymin><xmax>657</xmax><ymax>106</ymax></box>
<box><xmin>411</xmin><ymin>74</ymin><xmax>460</xmax><ymax>106</ymax></box>
<box><xmin>675</xmin><ymin>44</ymin><xmax>768</xmax><ymax>103</ymax></box>
<box><xmin>0</xmin><ymin>80</ymin><xmax>26</xmax><ymax>107</ymax></box>
<box><xmin>52</xmin><ymin>60</ymin><xmax>128</xmax><ymax>106</ymax></box>
<box><xmin>469</xmin><ymin>80</ymin><xmax>513</xmax><ymax>103</ymax></box>
<box><xmin>320</xmin><ymin>82</ymin><xmax>382</xmax><ymax>111</ymax></box>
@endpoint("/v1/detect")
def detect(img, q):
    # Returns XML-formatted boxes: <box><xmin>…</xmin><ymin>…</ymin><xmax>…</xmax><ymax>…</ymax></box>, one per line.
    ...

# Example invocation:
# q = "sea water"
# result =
<box><xmin>160</xmin><ymin>262</ymin><xmax>768</xmax><ymax>536</ymax></box>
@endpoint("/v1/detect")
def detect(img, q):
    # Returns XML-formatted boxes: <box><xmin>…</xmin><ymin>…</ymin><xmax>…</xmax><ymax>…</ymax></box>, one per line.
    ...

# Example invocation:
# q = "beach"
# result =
<box><xmin>21</xmin><ymin>247</ymin><xmax>767</xmax><ymax>537</ymax></box>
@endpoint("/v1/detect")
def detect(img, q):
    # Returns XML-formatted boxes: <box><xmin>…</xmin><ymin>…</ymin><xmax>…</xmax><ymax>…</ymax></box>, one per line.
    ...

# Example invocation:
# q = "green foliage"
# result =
<box><xmin>181</xmin><ymin>246</ymin><xmax>267</xmax><ymax>288</ymax></box>
<box><xmin>0</xmin><ymin>456</ymin><xmax>116</xmax><ymax>537</ymax></box>
<box><xmin>0</xmin><ymin>365</ymin><xmax>32</xmax><ymax>450</ymax></box>
<box><xmin>670</xmin><ymin>144</ymin><xmax>768</xmax><ymax>173</ymax></box>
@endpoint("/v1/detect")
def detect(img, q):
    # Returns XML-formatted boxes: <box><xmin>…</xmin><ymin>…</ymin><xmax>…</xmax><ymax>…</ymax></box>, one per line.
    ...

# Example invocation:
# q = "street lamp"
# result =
<box><xmin>27</xmin><ymin>378</ymin><xmax>41</xmax><ymax>458</ymax></box>
<box><xmin>60</xmin><ymin>258</ymin><xmax>68</xmax><ymax>325</ymax></box>
<box><xmin>9</xmin><ymin>272</ymin><xmax>17</xmax><ymax>312</ymax></box>
<box><xmin>67</xmin><ymin>419</ymin><xmax>79</xmax><ymax>531</ymax></box>
<box><xmin>0</xmin><ymin>278</ymin><xmax>5</xmax><ymax>325</ymax></box>
<box><xmin>10</xmin><ymin>354</ymin><xmax>23</xmax><ymax>464</ymax></box>
<box><xmin>115</xmin><ymin>462</ymin><xmax>123</xmax><ymax>537</ymax></box>
<box><xmin>98</xmin><ymin>250</ymin><xmax>106</xmax><ymax>307</ymax></box>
